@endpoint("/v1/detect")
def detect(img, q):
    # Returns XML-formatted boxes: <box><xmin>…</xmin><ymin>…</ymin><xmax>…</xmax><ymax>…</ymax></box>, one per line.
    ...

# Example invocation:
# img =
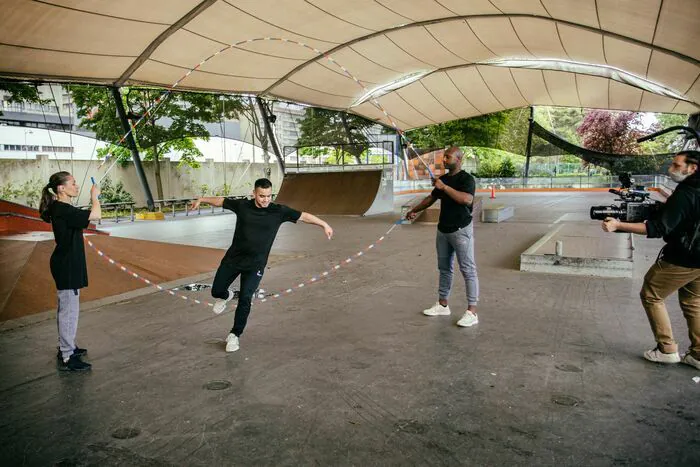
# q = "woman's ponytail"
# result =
<box><xmin>39</xmin><ymin>171</ymin><xmax>71</xmax><ymax>223</ymax></box>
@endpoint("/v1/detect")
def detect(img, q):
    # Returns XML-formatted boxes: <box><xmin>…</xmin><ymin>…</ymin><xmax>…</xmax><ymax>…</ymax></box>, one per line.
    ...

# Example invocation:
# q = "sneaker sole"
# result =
<box><xmin>225</xmin><ymin>346</ymin><xmax>240</xmax><ymax>352</ymax></box>
<box><xmin>423</xmin><ymin>311</ymin><xmax>451</xmax><ymax>316</ymax></box>
<box><xmin>643</xmin><ymin>353</ymin><xmax>680</xmax><ymax>364</ymax></box>
<box><xmin>681</xmin><ymin>358</ymin><xmax>700</xmax><ymax>370</ymax></box>
<box><xmin>456</xmin><ymin>320</ymin><xmax>478</xmax><ymax>327</ymax></box>
<box><xmin>58</xmin><ymin>365</ymin><xmax>92</xmax><ymax>372</ymax></box>
<box><xmin>214</xmin><ymin>290</ymin><xmax>235</xmax><ymax>314</ymax></box>
<box><xmin>56</xmin><ymin>351</ymin><xmax>87</xmax><ymax>359</ymax></box>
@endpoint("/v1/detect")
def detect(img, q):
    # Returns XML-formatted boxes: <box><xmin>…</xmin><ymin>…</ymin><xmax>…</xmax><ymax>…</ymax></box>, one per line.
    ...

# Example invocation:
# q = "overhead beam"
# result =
<box><xmin>115</xmin><ymin>0</ymin><xmax>218</xmax><ymax>86</ymax></box>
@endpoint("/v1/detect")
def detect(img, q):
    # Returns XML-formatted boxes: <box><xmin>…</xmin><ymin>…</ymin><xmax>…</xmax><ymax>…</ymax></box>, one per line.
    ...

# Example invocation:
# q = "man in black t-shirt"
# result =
<box><xmin>192</xmin><ymin>178</ymin><xmax>333</xmax><ymax>352</ymax></box>
<box><xmin>406</xmin><ymin>147</ymin><xmax>480</xmax><ymax>328</ymax></box>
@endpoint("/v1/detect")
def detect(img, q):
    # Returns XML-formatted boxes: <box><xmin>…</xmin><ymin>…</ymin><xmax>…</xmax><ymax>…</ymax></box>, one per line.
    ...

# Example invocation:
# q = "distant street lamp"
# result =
<box><xmin>24</xmin><ymin>129</ymin><xmax>33</xmax><ymax>159</ymax></box>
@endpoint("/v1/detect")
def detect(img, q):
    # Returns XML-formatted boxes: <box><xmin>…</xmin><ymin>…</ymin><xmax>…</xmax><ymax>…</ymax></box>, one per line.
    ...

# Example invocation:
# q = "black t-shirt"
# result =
<box><xmin>431</xmin><ymin>170</ymin><xmax>476</xmax><ymax>233</ymax></box>
<box><xmin>223</xmin><ymin>198</ymin><xmax>301</xmax><ymax>270</ymax></box>
<box><xmin>49</xmin><ymin>201</ymin><xmax>91</xmax><ymax>290</ymax></box>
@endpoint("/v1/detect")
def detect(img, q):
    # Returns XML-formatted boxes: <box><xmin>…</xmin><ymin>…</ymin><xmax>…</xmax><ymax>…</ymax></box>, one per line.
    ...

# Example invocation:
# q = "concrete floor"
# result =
<box><xmin>1</xmin><ymin>192</ymin><xmax>699</xmax><ymax>466</ymax></box>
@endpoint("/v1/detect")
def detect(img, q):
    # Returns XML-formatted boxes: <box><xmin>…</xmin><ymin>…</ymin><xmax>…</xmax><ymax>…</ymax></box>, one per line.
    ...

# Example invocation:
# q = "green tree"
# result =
<box><xmin>498</xmin><ymin>158</ymin><xmax>517</xmax><ymax>177</ymax></box>
<box><xmin>297</xmin><ymin>108</ymin><xmax>375</xmax><ymax>163</ymax></box>
<box><xmin>535</xmin><ymin>106</ymin><xmax>585</xmax><ymax>145</ymax></box>
<box><xmin>69</xmin><ymin>85</ymin><xmax>243</xmax><ymax>199</ymax></box>
<box><xmin>497</xmin><ymin>108</ymin><xmax>530</xmax><ymax>155</ymax></box>
<box><xmin>99</xmin><ymin>176</ymin><xmax>134</xmax><ymax>204</ymax></box>
<box><xmin>640</xmin><ymin>113</ymin><xmax>690</xmax><ymax>154</ymax></box>
<box><xmin>406</xmin><ymin>111</ymin><xmax>509</xmax><ymax>149</ymax></box>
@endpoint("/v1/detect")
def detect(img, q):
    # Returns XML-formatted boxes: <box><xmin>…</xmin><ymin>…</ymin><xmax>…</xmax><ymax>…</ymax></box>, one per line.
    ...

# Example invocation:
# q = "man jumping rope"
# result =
<box><xmin>191</xmin><ymin>178</ymin><xmax>333</xmax><ymax>352</ymax></box>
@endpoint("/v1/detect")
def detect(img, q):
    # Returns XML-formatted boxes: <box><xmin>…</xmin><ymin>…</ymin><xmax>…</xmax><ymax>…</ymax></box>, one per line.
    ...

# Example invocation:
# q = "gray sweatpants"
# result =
<box><xmin>57</xmin><ymin>289</ymin><xmax>80</xmax><ymax>361</ymax></box>
<box><xmin>437</xmin><ymin>223</ymin><xmax>479</xmax><ymax>306</ymax></box>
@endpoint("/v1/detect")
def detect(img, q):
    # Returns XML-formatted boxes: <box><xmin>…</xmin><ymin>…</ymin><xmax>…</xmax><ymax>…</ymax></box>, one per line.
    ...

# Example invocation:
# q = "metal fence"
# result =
<box><xmin>283</xmin><ymin>141</ymin><xmax>395</xmax><ymax>173</ymax></box>
<box><xmin>152</xmin><ymin>197</ymin><xmax>247</xmax><ymax>218</ymax></box>
<box><xmin>475</xmin><ymin>174</ymin><xmax>671</xmax><ymax>190</ymax></box>
<box><xmin>77</xmin><ymin>201</ymin><xmax>135</xmax><ymax>224</ymax></box>
<box><xmin>397</xmin><ymin>174</ymin><xmax>677</xmax><ymax>193</ymax></box>
<box><xmin>80</xmin><ymin>196</ymin><xmax>251</xmax><ymax>223</ymax></box>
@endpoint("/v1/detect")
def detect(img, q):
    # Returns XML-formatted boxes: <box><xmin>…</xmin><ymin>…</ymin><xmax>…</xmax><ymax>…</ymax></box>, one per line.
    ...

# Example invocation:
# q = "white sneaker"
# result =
<box><xmin>423</xmin><ymin>302</ymin><xmax>451</xmax><ymax>316</ymax></box>
<box><xmin>681</xmin><ymin>353</ymin><xmax>700</xmax><ymax>370</ymax></box>
<box><xmin>225</xmin><ymin>333</ymin><xmax>240</xmax><ymax>352</ymax></box>
<box><xmin>457</xmin><ymin>311</ymin><xmax>479</xmax><ymax>327</ymax></box>
<box><xmin>213</xmin><ymin>289</ymin><xmax>234</xmax><ymax>315</ymax></box>
<box><xmin>643</xmin><ymin>347</ymin><xmax>680</xmax><ymax>364</ymax></box>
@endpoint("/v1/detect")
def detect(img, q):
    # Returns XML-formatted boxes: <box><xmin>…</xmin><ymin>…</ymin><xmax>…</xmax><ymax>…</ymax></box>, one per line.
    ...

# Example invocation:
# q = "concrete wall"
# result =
<box><xmin>0</xmin><ymin>155</ymin><xmax>283</xmax><ymax>207</ymax></box>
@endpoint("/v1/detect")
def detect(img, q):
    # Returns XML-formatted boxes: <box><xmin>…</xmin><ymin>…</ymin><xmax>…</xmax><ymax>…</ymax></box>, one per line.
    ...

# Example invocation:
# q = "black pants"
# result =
<box><xmin>212</xmin><ymin>259</ymin><xmax>264</xmax><ymax>337</ymax></box>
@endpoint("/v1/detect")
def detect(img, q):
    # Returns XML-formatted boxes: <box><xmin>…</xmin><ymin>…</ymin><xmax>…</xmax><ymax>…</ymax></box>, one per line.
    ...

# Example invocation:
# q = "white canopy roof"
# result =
<box><xmin>1</xmin><ymin>0</ymin><xmax>698</xmax><ymax>130</ymax></box>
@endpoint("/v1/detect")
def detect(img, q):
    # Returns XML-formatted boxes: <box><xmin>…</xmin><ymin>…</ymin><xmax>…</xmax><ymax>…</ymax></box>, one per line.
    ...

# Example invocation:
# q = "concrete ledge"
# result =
<box><xmin>481</xmin><ymin>204</ymin><xmax>514</xmax><ymax>223</ymax></box>
<box><xmin>520</xmin><ymin>224</ymin><xmax>634</xmax><ymax>278</ymax></box>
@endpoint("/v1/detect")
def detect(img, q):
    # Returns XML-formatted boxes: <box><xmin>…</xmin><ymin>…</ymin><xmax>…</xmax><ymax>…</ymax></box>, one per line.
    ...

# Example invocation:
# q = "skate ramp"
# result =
<box><xmin>1</xmin><ymin>200</ymin><xmax>103</xmax><ymax>235</ymax></box>
<box><xmin>0</xmin><ymin>236</ymin><xmax>225</xmax><ymax>322</ymax></box>
<box><xmin>275</xmin><ymin>170</ymin><xmax>383</xmax><ymax>215</ymax></box>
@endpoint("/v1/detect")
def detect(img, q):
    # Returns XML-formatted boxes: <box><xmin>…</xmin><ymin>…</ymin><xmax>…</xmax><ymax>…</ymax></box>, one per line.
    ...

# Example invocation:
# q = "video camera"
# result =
<box><xmin>589</xmin><ymin>173</ymin><xmax>663</xmax><ymax>222</ymax></box>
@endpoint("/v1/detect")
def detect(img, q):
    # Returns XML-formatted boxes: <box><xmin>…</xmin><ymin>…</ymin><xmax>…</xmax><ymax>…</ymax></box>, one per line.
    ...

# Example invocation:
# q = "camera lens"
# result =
<box><xmin>590</xmin><ymin>205</ymin><xmax>623</xmax><ymax>220</ymax></box>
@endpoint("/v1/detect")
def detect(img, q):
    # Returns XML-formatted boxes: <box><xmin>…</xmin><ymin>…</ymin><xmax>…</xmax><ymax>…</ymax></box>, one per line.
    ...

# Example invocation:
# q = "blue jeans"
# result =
<box><xmin>436</xmin><ymin>223</ymin><xmax>479</xmax><ymax>306</ymax></box>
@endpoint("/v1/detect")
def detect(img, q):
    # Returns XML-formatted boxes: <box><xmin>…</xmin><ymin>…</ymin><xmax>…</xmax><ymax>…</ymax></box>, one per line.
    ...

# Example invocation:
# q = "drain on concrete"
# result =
<box><xmin>205</xmin><ymin>380</ymin><xmax>232</xmax><ymax>390</ymax></box>
<box><xmin>551</xmin><ymin>394</ymin><xmax>583</xmax><ymax>407</ymax></box>
<box><xmin>111</xmin><ymin>427</ymin><xmax>141</xmax><ymax>439</ymax></box>
<box><xmin>555</xmin><ymin>364</ymin><xmax>583</xmax><ymax>373</ymax></box>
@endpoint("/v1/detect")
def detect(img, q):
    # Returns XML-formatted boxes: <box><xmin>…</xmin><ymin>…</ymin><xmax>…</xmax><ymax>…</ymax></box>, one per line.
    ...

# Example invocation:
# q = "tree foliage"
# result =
<box><xmin>640</xmin><ymin>113</ymin><xmax>690</xmax><ymax>154</ymax></box>
<box><xmin>99</xmin><ymin>176</ymin><xmax>134</xmax><ymax>204</ymax></box>
<box><xmin>574</xmin><ymin>109</ymin><xmax>682</xmax><ymax>174</ymax></box>
<box><xmin>405</xmin><ymin>111</ymin><xmax>510</xmax><ymax>149</ymax></box>
<box><xmin>297</xmin><ymin>108</ymin><xmax>377</xmax><ymax>163</ymax></box>
<box><xmin>576</xmin><ymin>110</ymin><xmax>652</xmax><ymax>155</ymax></box>
<box><xmin>535</xmin><ymin>107</ymin><xmax>585</xmax><ymax>145</ymax></box>
<box><xmin>69</xmin><ymin>85</ymin><xmax>244</xmax><ymax>199</ymax></box>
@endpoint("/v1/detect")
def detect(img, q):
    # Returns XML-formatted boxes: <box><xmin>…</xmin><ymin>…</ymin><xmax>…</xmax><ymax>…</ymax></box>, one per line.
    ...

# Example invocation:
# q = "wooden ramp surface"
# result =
<box><xmin>0</xmin><ymin>236</ymin><xmax>224</xmax><ymax>322</ymax></box>
<box><xmin>275</xmin><ymin>170</ymin><xmax>382</xmax><ymax>215</ymax></box>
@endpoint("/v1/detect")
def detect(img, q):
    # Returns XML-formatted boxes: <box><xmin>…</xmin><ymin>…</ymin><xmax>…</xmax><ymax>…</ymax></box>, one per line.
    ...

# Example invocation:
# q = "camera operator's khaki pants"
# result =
<box><xmin>640</xmin><ymin>259</ymin><xmax>700</xmax><ymax>358</ymax></box>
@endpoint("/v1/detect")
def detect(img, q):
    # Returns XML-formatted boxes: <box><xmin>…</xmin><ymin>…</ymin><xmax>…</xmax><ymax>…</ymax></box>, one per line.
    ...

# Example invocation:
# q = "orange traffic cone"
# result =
<box><xmin>490</xmin><ymin>185</ymin><xmax>496</xmax><ymax>199</ymax></box>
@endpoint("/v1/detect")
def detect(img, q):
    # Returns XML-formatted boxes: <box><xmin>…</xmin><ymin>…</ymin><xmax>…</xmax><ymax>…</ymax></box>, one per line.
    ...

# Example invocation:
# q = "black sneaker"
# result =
<box><xmin>56</xmin><ymin>346</ymin><xmax>87</xmax><ymax>359</ymax></box>
<box><xmin>58</xmin><ymin>354</ymin><xmax>92</xmax><ymax>372</ymax></box>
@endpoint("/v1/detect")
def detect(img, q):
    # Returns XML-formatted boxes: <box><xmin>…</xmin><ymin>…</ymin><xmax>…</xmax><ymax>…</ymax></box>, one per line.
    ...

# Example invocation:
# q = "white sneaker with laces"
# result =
<box><xmin>643</xmin><ymin>347</ymin><xmax>680</xmax><ymax>364</ymax></box>
<box><xmin>225</xmin><ymin>333</ymin><xmax>240</xmax><ymax>352</ymax></box>
<box><xmin>213</xmin><ymin>289</ymin><xmax>234</xmax><ymax>315</ymax></box>
<box><xmin>681</xmin><ymin>353</ymin><xmax>700</xmax><ymax>370</ymax></box>
<box><xmin>457</xmin><ymin>310</ymin><xmax>479</xmax><ymax>327</ymax></box>
<box><xmin>423</xmin><ymin>302</ymin><xmax>451</xmax><ymax>316</ymax></box>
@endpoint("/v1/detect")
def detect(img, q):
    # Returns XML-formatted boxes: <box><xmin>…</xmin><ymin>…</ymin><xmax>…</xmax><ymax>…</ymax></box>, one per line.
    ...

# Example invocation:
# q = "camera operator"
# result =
<box><xmin>602</xmin><ymin>151</ymin><xmax>700</xmax><ymax>370</ymax></box>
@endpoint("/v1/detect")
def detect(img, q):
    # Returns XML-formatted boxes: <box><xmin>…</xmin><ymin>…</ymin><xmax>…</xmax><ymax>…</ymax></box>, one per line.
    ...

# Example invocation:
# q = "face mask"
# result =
<box><xmin>669</xmin><ymin>170</ymin><xmax>690</xmax><ymax>183</ymax></box>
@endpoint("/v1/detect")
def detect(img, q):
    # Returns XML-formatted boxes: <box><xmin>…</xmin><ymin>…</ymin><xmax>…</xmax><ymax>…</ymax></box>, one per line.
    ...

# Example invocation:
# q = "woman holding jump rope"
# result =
<box><xmin>39</xmin><ymin>172</ymin><xmax>101</xmax><ymax>371</ymax></box>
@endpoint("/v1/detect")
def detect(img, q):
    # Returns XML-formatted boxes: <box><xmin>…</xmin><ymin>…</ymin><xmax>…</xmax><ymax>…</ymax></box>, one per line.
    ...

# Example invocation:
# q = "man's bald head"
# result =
<box><xmin>445</xmin><ymin>146</ymin><xmax>464</xmax><ymax>161</ymax></box>
<box><xmin>444</xmin><ymin>146</ymin><xmax>463</xmax><ymax>171</ymax></box>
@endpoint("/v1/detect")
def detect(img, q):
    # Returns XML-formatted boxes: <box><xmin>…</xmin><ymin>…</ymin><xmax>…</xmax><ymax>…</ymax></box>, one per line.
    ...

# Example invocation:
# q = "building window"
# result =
<box><xmin>2</xmin><ymin>144</ymin><xmax>39</xmax><ymax>151</ymax></box>
<box><xmin>42</xmin><ymin>146</ymin><xmax>74</xmax><ymax>153</ymax></box>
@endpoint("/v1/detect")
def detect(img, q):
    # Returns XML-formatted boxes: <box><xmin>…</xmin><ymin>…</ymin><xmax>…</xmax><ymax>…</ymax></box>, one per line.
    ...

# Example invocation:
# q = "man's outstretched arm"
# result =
<box><xmin>300</xmin><ymin>212</ymin><xmax>333</xmax><ymax>239</ymax></box>
<box><xmin>405</xmin><ymin>194</ymin><xmax>436</xmax><ymax>220</ymax></box>
<box><xmin>190</xmin><ymin>196</ymin><xmax>225</xmax><ymax>209</ymax></box>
